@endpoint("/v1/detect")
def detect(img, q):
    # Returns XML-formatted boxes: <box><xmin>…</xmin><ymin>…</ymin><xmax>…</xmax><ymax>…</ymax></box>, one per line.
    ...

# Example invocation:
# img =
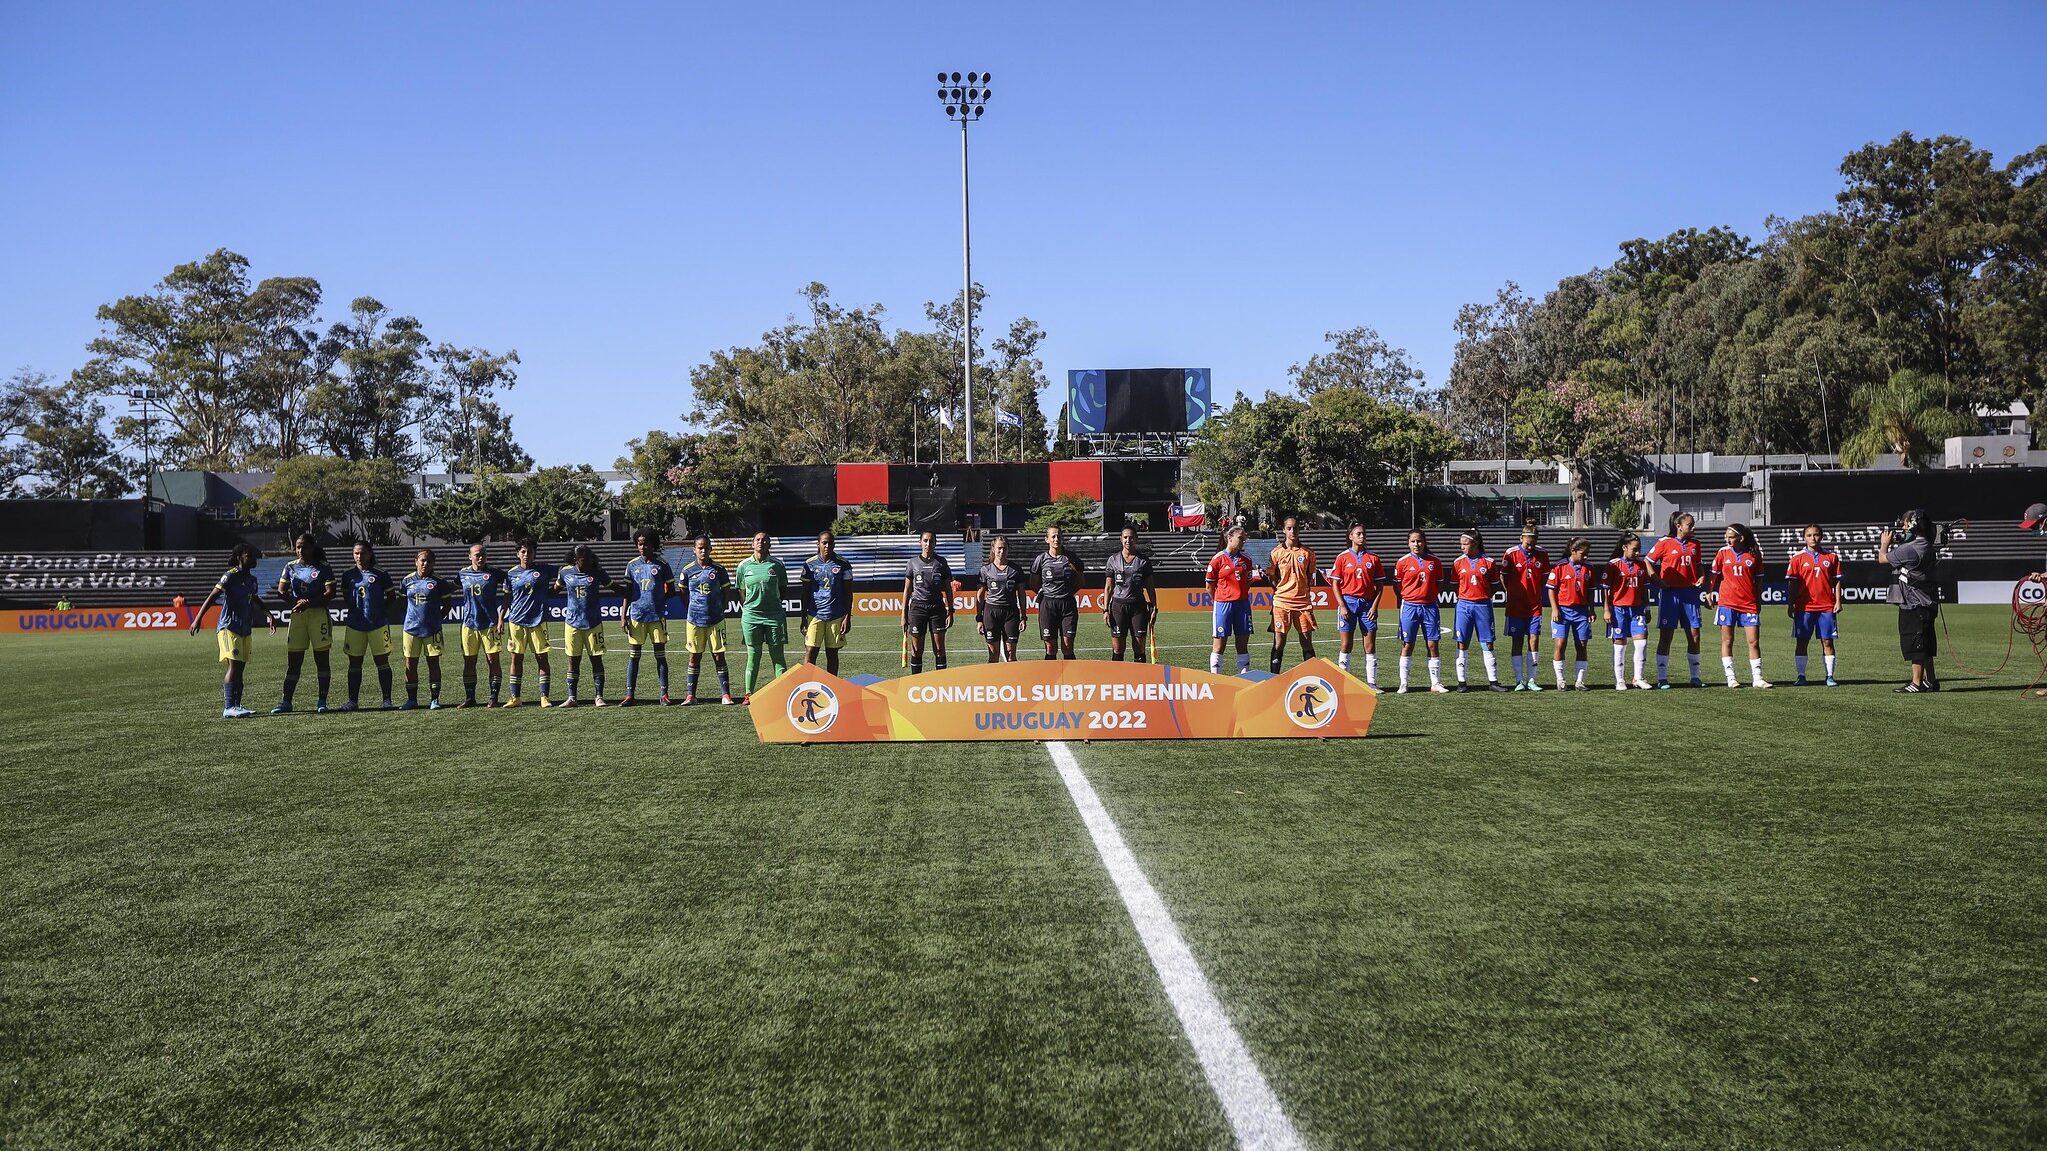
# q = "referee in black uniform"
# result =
<box><xmin>1101</xmin><ymin>524</ymin><xmax>1159</xmax><ymax>663</ymax></box>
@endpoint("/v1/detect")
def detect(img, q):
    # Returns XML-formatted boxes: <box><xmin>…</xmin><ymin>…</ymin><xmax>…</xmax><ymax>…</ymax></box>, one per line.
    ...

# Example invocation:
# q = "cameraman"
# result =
<box><xmin>1877</xmin><ymin>509</ymin><xmax>1940</xmax><ymax>694</ymax></box>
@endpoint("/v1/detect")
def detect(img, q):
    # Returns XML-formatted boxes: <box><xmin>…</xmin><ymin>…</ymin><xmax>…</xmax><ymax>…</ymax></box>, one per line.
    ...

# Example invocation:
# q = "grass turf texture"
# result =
<box><xmin>2</xmin><ymin>605</ymin><xmax>2042</xmax><ymax>1149</ymax></box>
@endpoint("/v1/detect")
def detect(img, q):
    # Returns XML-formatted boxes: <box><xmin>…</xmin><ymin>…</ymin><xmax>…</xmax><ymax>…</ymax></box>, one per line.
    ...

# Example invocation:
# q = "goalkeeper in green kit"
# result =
<box><xmin>735</xmin><ymin>529</ymin><xmax>791</xmax><ymax>702</ymax></box>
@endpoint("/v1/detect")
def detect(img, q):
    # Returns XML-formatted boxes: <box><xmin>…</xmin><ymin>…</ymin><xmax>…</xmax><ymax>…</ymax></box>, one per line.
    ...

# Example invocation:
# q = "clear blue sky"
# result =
<box><xmin>3</xmin><ymin>1</ymin><xmax>2042</xmax><ymax>468</ymax></box>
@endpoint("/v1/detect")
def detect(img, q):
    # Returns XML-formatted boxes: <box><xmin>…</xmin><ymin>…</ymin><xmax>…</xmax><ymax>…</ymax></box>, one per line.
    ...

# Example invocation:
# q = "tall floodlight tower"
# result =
<box><xmin>936</xmin><ymin>71</ymin><xmax>990</xmax><ymax>462</ymax></box>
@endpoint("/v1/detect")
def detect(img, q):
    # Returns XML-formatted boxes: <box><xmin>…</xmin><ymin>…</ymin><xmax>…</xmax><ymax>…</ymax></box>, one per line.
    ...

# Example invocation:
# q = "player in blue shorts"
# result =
<box><xmin>1546</xmin><ymin>537</ymin><xmax>1596</xmax><ymax>690</ymax></box>
<box><xmin>1648</xmin><ymin>512</ymin><xmax>1707</xmax><ymax>687</ymax></box>
<box><xmin>1785</xmin><ymin>523</ymin><xmax>1843</xmax><ymax>686</ymax></box>
<box><xmin>1603</xmin><ymin>533</ymin><xmax>1654</xmax><ymax>689</ymax></box>
<box><xmin>1393</xmin><ymin>531</ymin><xmax>1449</xmax><ymax>693</ymax></box>
<box><xmin>1204</xmin><ymin>528</ymin><xmax>1260</xmax><ymax>675</ymax></box>
<box><xmin>1451</xmin><ymin>531</ymin><xmax>1508</xmax><ymax>692</ymax></box>
<box><xmin>1327</xmin><ymin>522</ymin><xmax>1387</xmax><ymax>686</ymax></box>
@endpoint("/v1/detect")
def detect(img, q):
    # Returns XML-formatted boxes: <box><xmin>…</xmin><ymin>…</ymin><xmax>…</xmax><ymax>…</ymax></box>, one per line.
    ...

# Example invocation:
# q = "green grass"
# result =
<box><xmin>3</xmin><ymin>607</ymin><xmax>2044</xmax><ymax>1149</ymax></box>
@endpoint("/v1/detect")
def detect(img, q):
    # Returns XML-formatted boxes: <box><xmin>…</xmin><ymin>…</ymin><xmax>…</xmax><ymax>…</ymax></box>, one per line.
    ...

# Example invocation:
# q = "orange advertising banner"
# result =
<box><xmin>0</xmin><ymin>606</ymin><xmax>212</xmax><ymax>634</ymax></box>
<box><xmin>749</xmin><ymin>657</ymin><xmax>1377</xmax><ymax>743</ymax></box>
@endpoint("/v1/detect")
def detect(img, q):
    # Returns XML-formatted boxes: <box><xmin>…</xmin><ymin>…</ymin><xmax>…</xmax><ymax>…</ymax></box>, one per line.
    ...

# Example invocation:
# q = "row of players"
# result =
<box><xmin>186</xmin><ymin>512</ymin><xmax>1839</xmax><ymax>716</ymax></box>
<box><xmin>188</xmin><ymin>526</ymin><xmax>1146</xmax><ymax>716</ymax></box>
<box><xmin>1208</xmin><ymin>513</ymin><xmax>1843</xmax><ymax>693</ymax></box>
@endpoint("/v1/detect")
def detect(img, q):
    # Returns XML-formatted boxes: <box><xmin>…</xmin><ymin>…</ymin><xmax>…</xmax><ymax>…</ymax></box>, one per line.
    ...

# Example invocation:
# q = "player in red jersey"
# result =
<box><xmin>1604</xmin><ymin>533</ymin><xmax>1654</xmax><ymax>689</ymax></box>
<box><xmin>1498</xmin><ymin>521</ymin><xmax>1552</xmax><ymax>691</ymax></box>
<box><xmin>1451</xmin><ymin>531</ymin><xmax>1508</xmax><ymax>691</ymax></box>
<box><xmin>1394</xmin><ymin>530</ymin><xmax>1450</xmax><ymax>693</ymax></box>
<box><xmin>1546</xmin><ymin>537</ymin><xmax>1596</xmax><ymax>689</ymax></box>
<box><xmin>1647</xmin><ymin>512</ymin><xmax>1707</xmax><ymax>688</ymax></box>
<box><xmin>1205</xmin><ymin>527</ymin><xmax>1264</xmax><ymax>675</ymax></box>
<box><xmin>1785</xmin><ymin>523</ymin><xmax>1842</xmax><ymax>686</ymax></box>
<box><xmin>1327</xmin><ymin>521</ymin><xmax>1387</xmax><ymax>686</ymax></box>
<box><xmin>1709</xmin><ymin>523</ymin><xmax>1772</xmax><ymax>688</ymax></box>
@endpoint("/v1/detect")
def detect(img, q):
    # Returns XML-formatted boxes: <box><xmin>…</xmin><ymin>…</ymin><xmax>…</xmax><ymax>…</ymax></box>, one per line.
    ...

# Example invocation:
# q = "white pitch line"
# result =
<box><xmin>1046</xmin><ymin>740</ymin><xmax>1306</xmax><ymax>1151</ymax></box>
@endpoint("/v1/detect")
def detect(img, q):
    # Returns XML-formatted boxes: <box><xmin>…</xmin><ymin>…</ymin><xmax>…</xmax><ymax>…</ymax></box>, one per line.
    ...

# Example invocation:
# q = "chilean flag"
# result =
<box><xmin>1169</xmin><ymin>502</ymin><xmax>1207</xmax><ymax>530</ymax></box>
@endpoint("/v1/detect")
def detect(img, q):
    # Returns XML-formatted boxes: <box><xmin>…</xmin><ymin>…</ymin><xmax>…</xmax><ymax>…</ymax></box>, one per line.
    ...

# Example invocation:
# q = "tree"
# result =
<box><xmin>309</xmin><ymin>297</ymin><xmax>432</xmax><ymax>469</ymax></box>
<box><xmin>1</xmin><ymin>368</ymin><xmax>44</xmax><ymax>495</ymax></box>
<box><xmin>1445</xmin><ymin>284</ymin><xmax>1536</xmax><ymax>453</ymax></box>
<box><xmin>511</xmin><ymin>465</ymin><xmax>610</xmax><ymax>541</ymax></box>
<box><xmin>425</xmin><ymin>344</ymin><xmax>529</xmax><ymax>475</ymax></box>
<box><xmin>832</xmin><ymin>502</ymin><xmax>908</xmax><ymax>534</ymax></box>
<box><xmin>1511</xmin><ymin>378</ymin><xmax>1656</xmax><ymax>527</ymax></box>
<box><xmin>238</xmin><ymin>275</ymin><xmax>329</xmax><ymax>468</ymax></box>
<box><xmin>241</xmin><ymin>456</ymin><xmax>415</xmax><ymax>542</ymax></box>
<box><xmin>1290</xmin><ymin>387</ymin><xmax>1460</xmax><ymax>524</ymax></box>
<box><xmin>1837</xmin><ymin>369</ymin><xmax>1978</xmax><ymax>469</ymax></box>
<box><xmin>686</xmin><ymin>281</ymin><xmax>1052</xmax><ymax>467</ymax></box>
<box><xmin>1830</xmin><ymin>133</ymin><xmax>2015</xmax><ymax>408</ymax></box>
<box><xmin>1025</xmin><ymin>492</ymin><xmax>1099</xmax><ymax>533</ymax></box>
<box><xmin>988</xmin><ymin>316</ymin><xmax>1052</xmax><ymax>460</ymax></box>
<box><xmin>6</xmin><ymin>371</ymin><xmax>133</xmax><ymax>498</ymax></box>
<box><xmin>408</xmin><ymin>470</ymin><xmax>521</xmax><ymax>542</ymax></box>
<box><xmin>85</xmin><ymin>248</ymin><xmax>260</xmax><ymax>469</ymax></box>
<box><xmin>616</xmin><ymin>428</ymin><xmax>771</xmax><ymax>536</ymax></box>
<box><xmin>691</xmin><ymin>283</ymin><xmax>908</xmax><ymax>465</ymax></box>
<box><xmin>616</xmin><ymin>429</ymin><xmax>691</xmax><ymax>534</ymax></box>
<box><xmin>672</xmin><ymin>431</ymin><xmax>773</xmax><ymax>535</ymax></box>
<box><xmin>1185</xmin><ymin>392</ymin><xmax>1308</xmax><ymax>525</ymax></box>
<box><xmin>1288</xmin><ymin>325</ymin><xmax>1427</xmax><ymax>403</ymax></box>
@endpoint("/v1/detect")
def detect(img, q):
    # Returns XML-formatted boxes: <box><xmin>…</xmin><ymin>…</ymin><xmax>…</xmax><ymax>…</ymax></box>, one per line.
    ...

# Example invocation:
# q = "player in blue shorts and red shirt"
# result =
<box><xmin>1546</xmin><ymin>537</ymin><xmax>1595</xmax><ymax>690</ymax></box>
<box><xmin>1205</xmin><ymin>527</ymin><xmax>1263</xmax><ymax>675</ymax></box>
<box><xmin>1394</xmin><ymin>530</ymin><xmax>1449</xmax><ymax>694</ymax></box>
<box><xmin>1709</xmin><ymin>523</ymin><xmax>1772</xmax><ymax>688</ymax></box>
<box><xmin>1451</xmin><ymin>531</ymin><xmax>1509</xmax><ymax>692</ymax></box>
<box><xmin>1604</xmin><ymin>532</ymin><xmax>1653</xmax><ymax>690</ymax></box>
<box><xmin>1327</xmin><ymin>522</ymin><xmax>1386</xmax><ymax>686</ymax></box>
<box><xmin>1499</xmin><ymin>522</ymin><xmax>1551</xmax><ymax>691</ymax></box>
<box><xmin>1785</xmin><ymin>523</ymin><xmax>1842</xmax><ymax>686</ymax></box>
<box><xmin>1648</xmin><ymin>512</ymin><xmax>1707</xmax><ymax>688</ymax></box>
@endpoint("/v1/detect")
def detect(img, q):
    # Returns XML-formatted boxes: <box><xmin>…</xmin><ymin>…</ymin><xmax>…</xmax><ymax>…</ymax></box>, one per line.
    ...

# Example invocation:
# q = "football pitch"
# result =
<box><xmin>4</xmin><ymin>606</ymin><xmax>2044</xmax><ymax>1150</ymax></box>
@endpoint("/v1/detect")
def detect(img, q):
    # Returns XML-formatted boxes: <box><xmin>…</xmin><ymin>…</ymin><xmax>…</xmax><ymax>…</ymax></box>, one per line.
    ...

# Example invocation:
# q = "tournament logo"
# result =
<box><xmin>787</xmin><ymin>680</ymin><xmax>841</xmax><ymax>735</ymax></box>
<box><xmin>1285</xmin><ymin>674</ymin><xmax>1339</xmax><ymax>730</ymax></box>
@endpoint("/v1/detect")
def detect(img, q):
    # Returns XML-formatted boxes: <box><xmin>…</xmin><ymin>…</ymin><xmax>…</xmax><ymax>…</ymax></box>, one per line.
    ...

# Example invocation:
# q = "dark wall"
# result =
<box><xmin>1773</xmin><ymin>468</ymin><xmax>2047</xmax><ymax>525</ymax></box>
<box><xmin>0</xmin><ymin>500</ymin><xmax>149</xmax><ymax>550</ymax></box>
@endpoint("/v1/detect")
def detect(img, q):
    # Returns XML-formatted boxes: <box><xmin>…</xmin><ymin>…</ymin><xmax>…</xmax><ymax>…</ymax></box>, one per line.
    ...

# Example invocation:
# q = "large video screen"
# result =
<box><xmin>1067</xmin><ymin>369</ymin><xmax>1211</xmax><ymax>435</ymax></box>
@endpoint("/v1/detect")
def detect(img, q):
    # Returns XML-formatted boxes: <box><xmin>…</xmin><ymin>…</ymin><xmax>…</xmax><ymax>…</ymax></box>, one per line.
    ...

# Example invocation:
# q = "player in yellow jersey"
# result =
<box><xmin>1264</xmin><ymin>515</ymin><xmax>1320</xmax><ymax>673</ymax></box>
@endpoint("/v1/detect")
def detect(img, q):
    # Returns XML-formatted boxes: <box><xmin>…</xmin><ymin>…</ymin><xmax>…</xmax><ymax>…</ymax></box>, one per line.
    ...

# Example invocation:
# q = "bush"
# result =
<box><xmin>832</xmin><ymin>502</ymin><xmax>908</xmax><ymax>535</ymax></box>
<box><xmin>1606</xmin><ymin>493</ymin><xmax>1640</xmax><ymax>530</ymax></box>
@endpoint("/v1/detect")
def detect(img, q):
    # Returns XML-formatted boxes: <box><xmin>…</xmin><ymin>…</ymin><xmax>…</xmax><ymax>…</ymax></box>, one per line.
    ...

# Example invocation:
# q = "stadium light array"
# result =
<box><xmin>935</xmin><ymin>70</ymin><xmax>991</xmax><ymax>462</ymax></box>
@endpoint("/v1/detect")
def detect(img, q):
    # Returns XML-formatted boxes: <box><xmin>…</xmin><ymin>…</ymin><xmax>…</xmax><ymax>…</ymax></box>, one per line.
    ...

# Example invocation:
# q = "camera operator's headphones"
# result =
<box><xmin>1896</xmin><ymin>508</ymin><xmax>1928</xmax><ymax>541</ymax></box>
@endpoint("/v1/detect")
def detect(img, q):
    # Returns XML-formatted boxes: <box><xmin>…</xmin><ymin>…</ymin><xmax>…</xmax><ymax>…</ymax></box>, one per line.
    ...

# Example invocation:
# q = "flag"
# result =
<box><xmin>996</xmin><ymin>408</ymin><xmax>1022</xmax><ymax>429</ymax></box>
<box><xmin>937</xmin><ymin>406</ymin><xmax>955</xmax><ymax>431</ymax></box>
<box><xmin>1170</xmin><ymin>501</ymin><xmax>1207</xmax><ymax>529</ymax></box>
